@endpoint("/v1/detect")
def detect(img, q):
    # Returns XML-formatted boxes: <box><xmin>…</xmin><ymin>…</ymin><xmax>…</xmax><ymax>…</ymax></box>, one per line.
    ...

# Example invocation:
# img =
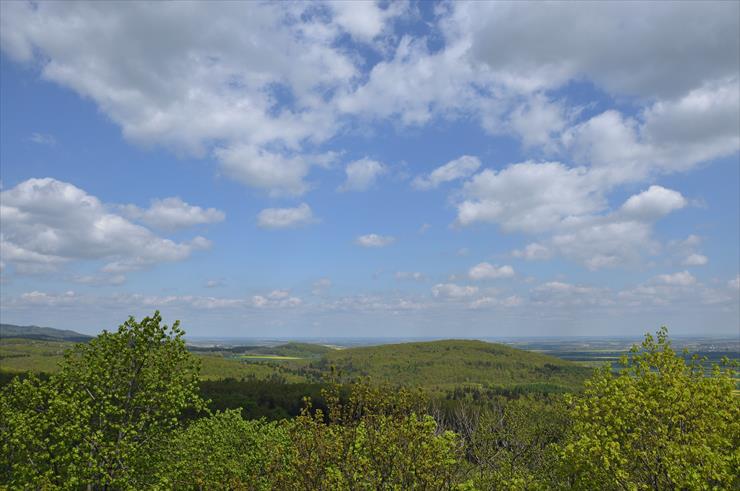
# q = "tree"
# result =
<box><xmin>0</xmin><ymin>311</ymin><xmax>205</xmax><ymax>488</ymax></box>
<box><xmin>558</xmin><ymin>327</ymin><xmax>740</xmax><ymax>490</ymax></box>
<box><xmin>157</xmin><ymin>409</ymin><xmax>291</xmax><ymax>490</ymax></box>
<box><xmin>280</xmin><ymin>379</ymin><xmax>468</xmax><ymax>490</ymax></box>
<box><xmin>461</xmin><ymin>395</ymin><xmax>569</xmax><ymax>490</ymax></box>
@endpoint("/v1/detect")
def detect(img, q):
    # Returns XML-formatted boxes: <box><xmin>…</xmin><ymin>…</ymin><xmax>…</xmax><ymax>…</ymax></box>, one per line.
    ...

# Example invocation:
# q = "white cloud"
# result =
<box><xmin>459</xmin><ymin>177</ymin><xmax>687</xmax><ymax>270</ymax></box>
<box><xmin>0</xmin><ymin>2</ymin><xmax>356</xmax><ymax>195</ymax></box>
<box><xmin>336</xmin><ymin>35</ymin><xmax>476</xmax><ymax>125</ymax></box>
<box><xmin>456</xmin><ymin>161</ymin><xmax>601</xmax><ymax>232</ymax></box>
<box><xmin>312</xmin><ymin>277</ymin><xmax>332</xmax><ymax>295</ymax></box>
<box><xmin>550</xmin><ymin>220</ymin><xmax>655</xmax><ymax>270</ymax></box>
<box><xmin>531</xmin><ymin>281</ymin><xmax>612</xmax><ymax>307</ymax></box>
<box><xmin>326</xmin><ymin>0</ymin><xmax>406</xmax><ymax>42</ymax></box>
<box><xmin>355</xmin><ymin>234</ymin><xmax>395</xmax><ymax>248</ymax></box>
<box><xmin>508</xmin><ymin>95</ymin><xmax>570</xmax><ymax>149</ymax></box>
<box><xmin>469</xmin><ymin>295</ymin><xmax>523</xmax><ymax>309</ymax></box>
<box><xmin>268</xmin><ymin>289</ymin><xmax>290</xmax><ymax>300</ymax></box>
<box><xmin>205</xmin><ymin>279</ymin><xmax>224</xmax><ymax>288</ymax></box>
<box><xmin>257</xmin><ymin>203</ymin><xmax>315</xmax><ymax>229</ymax></box>
<box><xmin>412</xmin><ymin>155</ymin><xmax>480</xmax><ymax>190</ymax></box>
<box><xmin>563</xmin><ymin>83</ymin><xmax>740</xmax><ymax>184</ymax></box>
<box><xmin>252</xmin><ymin>293</ymin><xmax>302</xmax><ymax>308</ymax></box>
<box><xmin>74</xmin><ymin>274</ymin><xmax>126</xmax><ymax>286</ymax></box>
<box><xmin>217</xmin><ymin>145</ymin><xmax>315</xmax><ymax>197</ymax></box>
<box><xmin>729</xmin><ymin>275</ymin><xmax>740</xmax><ymax>290</ymax></box>
<box><xmin>0</xmin><ymin>178</ymin><xmax>212</xmax><ymax>274</ymax></box>
<box><xmin>432</xmin><ymin>283</ymin><xmax>478</xmax><ymax>298</ymax></box>
<box><xmin>122</xmin><ymin>197</ymin><xmax>224</xmax><ymax>230</ymax></box>
<box><xmin>620</xmin><ymin>185</ymin><xmax>687</xmax><ymax>221</ymax></box>
<box><xmin>449</xmin><ymin>1</ymin><xmax>739</xmax><ymax>98</ymax></box>
<box><xmin>338</xmin><ymin>158</ymin><xmax>387</xmax><ymax>192</ymax></box>
<box><xmin>683</xmin><ymin>254</ymin><xmax>708</xmax><ymax>267</ymax></box>
<box><xmin>468</xmin><ymin>262</ymin><xmax>515</xmax><ymax>280</ymax></box>
<box><xmin>512</xmin><ymin>243</ymin><xmax>551</xmax><ymax>261</ymax></box>
<box><xmin>653</xmin><ymin>271</ymin><xmax>696</xmax><ymax>287</ymax></box>
<box><xmin>2</xmin><ymin>1</ymin><xmax>736</xmax><ymax>201</ymax></box>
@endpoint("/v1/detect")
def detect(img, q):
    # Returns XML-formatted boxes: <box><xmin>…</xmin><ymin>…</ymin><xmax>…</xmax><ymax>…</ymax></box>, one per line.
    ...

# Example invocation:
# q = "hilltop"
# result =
<box><xmin>315</xmin><ymin>339</ymin><xmax>591</xmax><ymax>393</ymax></box>
<box><xmin>0</xmin><ymin>324</ymin><xmax>92</xmax><ymax>342</ymax></box>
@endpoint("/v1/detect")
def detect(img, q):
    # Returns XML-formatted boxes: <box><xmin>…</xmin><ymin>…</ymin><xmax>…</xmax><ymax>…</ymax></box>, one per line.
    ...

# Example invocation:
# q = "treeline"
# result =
<box><xmin>1</xmin><ymin>312</ymin><xmax>738</xmax><ymax>489</ymax></box>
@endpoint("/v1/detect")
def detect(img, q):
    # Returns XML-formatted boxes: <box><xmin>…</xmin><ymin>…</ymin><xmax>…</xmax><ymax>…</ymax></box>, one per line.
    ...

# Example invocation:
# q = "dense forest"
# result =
<box><xmin>1</xmin><ymin>312</ymin><xmax>738</xmax><ymax>489</ymax></box>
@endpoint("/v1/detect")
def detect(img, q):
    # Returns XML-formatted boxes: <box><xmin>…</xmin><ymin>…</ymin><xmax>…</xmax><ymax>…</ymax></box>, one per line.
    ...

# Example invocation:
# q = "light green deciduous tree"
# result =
<box><xmin>0</xmin><ymin>311</ymin><xmax>205</xmax><ymax>489</ymax></box>
<box><xmin>559</xmin><ymin>327</ymin><xmax>740</xmax><ymax>490</ymax></box>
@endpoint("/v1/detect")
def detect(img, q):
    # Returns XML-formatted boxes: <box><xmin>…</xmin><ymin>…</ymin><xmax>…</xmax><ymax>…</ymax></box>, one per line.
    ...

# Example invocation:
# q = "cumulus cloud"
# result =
<box><xmin>683</xmin><ymin>254</ymin><xmax>708</xmax><ymax>267</ymax></box>
<box><xmin>432</xmin><ymin>283</ymin><xmax>478</xmax><ymax>298</ymax></box>
<box><xmin>512</xmin><ymin>243</ymin><xmax>551</xmax><ymax>261</ymax></box>
<box><xmin>326</xmin><ymin>0</ymin><xmax>406</xmax><ymax>42</ymax></box>
<box><xmin>653</xmin><ymin>271</ymin><xmax>696</xmax><ymax>287</ymax></box>
<box><xmin>456</xmin><ymin>161</ymin><xmax>601</xmax><ymax>232</ymax></box>
<box><xmin>620</xmin><ymin>186</ymin><xmax>687</xmax><ymax>221</ymax></box>
<box><xmin>469</xmin><ymin>295</ymin><xmax>523</xmax><ymax>309</ymax></box>
<box><xmin>468</xmin><ymin>262</ymin><xmax>515</xmax><ymax>280</ymax></box>
<box><xmin>122</xmin><ymin>197</ymin><xmax>224</xmax><ymax>230</ymax></box>
<box><xmin>0</xmin><ymin>178</ymin><xmax>212</xmax><ymax>274</ymax></box>
<box><xmin>355</xmin><ymin>234</ymin><xmax>395</xmax><ymax>248</ymax></box>
<box><xmin>0</xmin><ymin>2</ymin><xmax>357</xmax><ymax>195</ymax></box>
<box><xmin>450</xmin><ymin>1</ymin><xmax>739</xmax><ymax>98</ymax></box>
<box><xmin>338</xmin><ymin>158</ymin><xmax>387</xmax><ymax>192</ymax></box>
<box><xmin>1</xmin><ymin>1</ymin><xmax>736</xmax><ymax>200</ymax></box>
<box><xmin>257</xmin><ymin>203</ymin><xmax>315</xmax><ymax>229</ymax></box>
<box><xmin>412</xmin><ymin>155</ymin><xmax>480</xmax><ymax>190</ymax></box>
<box><xmin>459</xmin><ymin>174</ymin><xmax>688</xmax><ymax>270</ymax></box>
<box><xmin>531</xmin><ymin>281</ymin><xmax>612</xmax><ymax>308</ymax></box>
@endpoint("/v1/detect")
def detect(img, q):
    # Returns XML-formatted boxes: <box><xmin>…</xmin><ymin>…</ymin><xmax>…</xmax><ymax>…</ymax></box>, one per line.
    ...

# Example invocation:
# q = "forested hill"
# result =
<box><xmin>0</xmin><ymin>324</ymin><xmax>92</xmax><ymax>342</ymax></box>
<box><xmin>317</xmin><ymin>339</ymin><xmax>591</xmax><ymax>393</ymax></box>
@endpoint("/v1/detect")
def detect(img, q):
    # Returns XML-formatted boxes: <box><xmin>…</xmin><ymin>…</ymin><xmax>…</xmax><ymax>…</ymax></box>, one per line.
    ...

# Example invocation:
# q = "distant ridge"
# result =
<box><xmin>0</xmin><ymin>324</ymin><xmax>92</xmax><ymax>342</ymax></box>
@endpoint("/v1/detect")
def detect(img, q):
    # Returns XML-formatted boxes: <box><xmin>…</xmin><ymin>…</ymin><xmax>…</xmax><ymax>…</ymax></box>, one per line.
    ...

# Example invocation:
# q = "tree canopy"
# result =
<box><xmin>558</xmin><ymin>327</ymin><xmax>739</xmax><ymax>490</ymax></box>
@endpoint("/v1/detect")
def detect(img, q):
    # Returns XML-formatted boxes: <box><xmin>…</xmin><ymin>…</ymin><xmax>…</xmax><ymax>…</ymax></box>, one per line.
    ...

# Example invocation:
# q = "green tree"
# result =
<box><xmin>0</xmin><ymin>311</ymin><xmax>205</xmax><ymax>489</ymax></box>
<box><xmin>461</xmin><ymin>395</ymin><xmax>569</xmax><ymax>490</ymax></box>
<box><xmin>558</xmin><ymin>327</ymin><xmax>740</xmax><ymax>490</ymax></box>
<box><xmin>157</xmin><ymin>409</ymin><xmax>291</xmax><ymax>490</ymax></box>
<box><xmin>280</xmin><ymin>379</ymin><xmax>468</xmax><ymax>490</ymax></box>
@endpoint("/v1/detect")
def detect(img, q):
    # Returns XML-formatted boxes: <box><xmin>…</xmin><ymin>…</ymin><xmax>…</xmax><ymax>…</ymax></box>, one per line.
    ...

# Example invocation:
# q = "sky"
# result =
<box><xmin>0</xmin><ymin>1</ymin><xmax>738</xmax><ymax>338</ymax></box>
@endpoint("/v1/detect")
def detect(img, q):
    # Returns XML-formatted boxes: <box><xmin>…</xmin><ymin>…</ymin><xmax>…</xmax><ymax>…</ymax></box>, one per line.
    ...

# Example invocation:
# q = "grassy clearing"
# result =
<box><xmin>0</xmin><ymin>338</ymin><xmax>70</xmax><ymax>373</ymax></box>
<box><xmin>240</xmin><ymin>354</ymin><xmax>304</xmax><ymax>361</ymax></box>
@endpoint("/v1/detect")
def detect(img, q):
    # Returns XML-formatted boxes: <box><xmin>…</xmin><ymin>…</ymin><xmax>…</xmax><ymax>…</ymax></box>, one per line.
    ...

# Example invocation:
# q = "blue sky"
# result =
<box><xmin>1</xmin><ymin>1</ymin><xmax>738</xmax><ymax>337</ymax></box>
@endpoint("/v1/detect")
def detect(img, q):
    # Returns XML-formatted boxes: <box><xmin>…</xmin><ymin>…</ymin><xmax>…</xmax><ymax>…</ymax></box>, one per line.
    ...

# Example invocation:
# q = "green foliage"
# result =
<box><xmin>280</xmin><ymin>380</ymin><xmax>468</xmax><ymax>490</ymax></box>
<box><xmin>0</xmin><ymin>312</ymin><xmax>205</xmax><ymax>489</ymax></box>
<box><xmin>3</xmin><ymin>319</ymin><xmax>737</xmax><ymax>490</ymax></box>
<box><xmin>157</xmin><ymin>410</ymin><xmax>291</xmax><ymax>490</ymax></box>
<box><xmin>197</xmin><ymin>377</ymin><xmax>326</xmax><ymax>420</ymax></box>
<box><xmin>431</xmin><ymin>394</ymin><xmax>570</xmax><ymax>490</ymax></box>
<box><xmin>319</xmin><ymin>339</ymin><xmax>590</xmax><ymax>394</ymax></box>
<box><xmin>558</xmin><ymin>327</ymin><xmax>740</xmax><ymax>490</ymax></box>
<box><xmin>462</xmin><ymin>396</ymin><xmax>570</xmax><ymax>490</ymax></box>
